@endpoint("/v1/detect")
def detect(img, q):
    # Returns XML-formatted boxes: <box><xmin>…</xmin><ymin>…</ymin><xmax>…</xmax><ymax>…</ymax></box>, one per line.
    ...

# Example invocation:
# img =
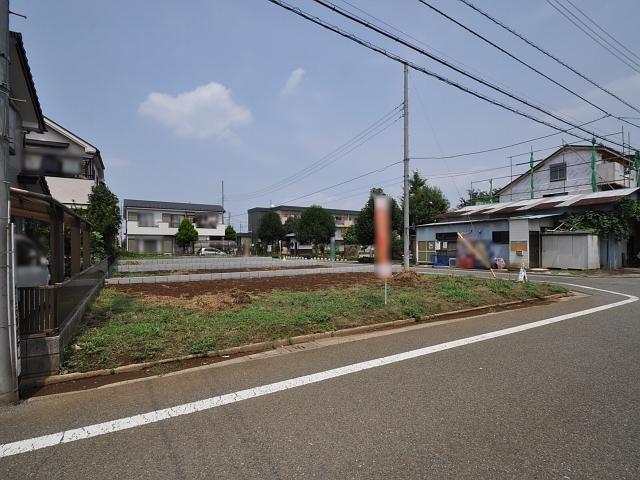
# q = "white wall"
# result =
<box><xmin>126</xmin><ymin>209</ymin><xmax>225</xmax><ymax>238</ymax></box>
<box><xmin>499</xmin><ymin>149</ymin><xmax>602</xmax><ymax>202</ymax></box>
<box><xmin>508</xmin><ymin>219</ymin><xmax>529</xmax><ymax>268</ymax></box>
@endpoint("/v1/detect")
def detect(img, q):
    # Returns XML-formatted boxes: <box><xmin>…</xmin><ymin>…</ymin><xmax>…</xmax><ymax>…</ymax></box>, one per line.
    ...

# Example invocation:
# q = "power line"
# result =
<box><xmin>416</xmin><ymin>0</ymin><xmax>640</xmax><ymax>130</ymax></box>
<box><xmin>227</xmin><ymin>103</ymin><xmax>402</xmax><ymax>200</ymax></box>
<box><xmin>545</xmin><ymin>0</ymin><xmax>640</xmax><ymax>73</ymax></box>
<box><xmin>336</xmin><ymin>0</ymin><xmax>564</xmax><ymax>122</ymax></box>
<box><xmin>279</xmin><ymin>160</ymin><xmax>403</xmax><ymax>205</ymax></box>
<box><xmin>411</xmin><ymin>116</ymin><xmax>609</xmax><ymax>160</ymax></box>
<box><xmin>563</xmin><ymin>0</ymin><xmax>640</xmax><ymax>65</ymax></box>
<box><xmin>456</xmin><ymin>0</ymin><xmax>640</xmax><ymax>116</ymax></box>
<box><xmin>304</xmin><ymin>0</ymin><xmax>628</xmax><ymax>148</ymax></box>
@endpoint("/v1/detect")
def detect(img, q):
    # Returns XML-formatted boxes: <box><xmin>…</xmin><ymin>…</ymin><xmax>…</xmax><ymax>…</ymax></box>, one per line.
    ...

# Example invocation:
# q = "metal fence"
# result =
<box><xmin>18</xmin><ymin>258</ymin><xmax>109</xmax><ymax>336</ymax></box>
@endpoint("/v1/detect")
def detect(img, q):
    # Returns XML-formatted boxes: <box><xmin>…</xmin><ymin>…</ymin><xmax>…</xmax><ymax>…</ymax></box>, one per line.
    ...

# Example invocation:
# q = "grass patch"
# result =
<box><xmin>63</xmin><ymin>275</ymin><xmax>567</xmax><ymax>373</ymax></box>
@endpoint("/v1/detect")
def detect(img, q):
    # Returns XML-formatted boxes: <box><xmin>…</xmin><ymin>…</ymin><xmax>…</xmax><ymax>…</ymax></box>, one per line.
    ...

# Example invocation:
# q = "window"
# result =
<box><xmin>549</xmin><ymin>163</ymin><xmax>566</xmax><ymax>182</ymax></box>
<box><xmin>138</xmin><ymin>212</ymin><xmax>155</xmax><ymax>227</ymax></box>
<box><xmin>435</xmin><ymin>232</ymin><xmax>458</xmax><ymax>242</ymax></box>
<box><xmin>170</xmin><ymin>214</ymin><xmax>184</xmax><ymax>228</ymax></box>
<box><xmin>492</xmin><ymin>231</ymin><xmax>509</xmax><ymax>244</ymax></box>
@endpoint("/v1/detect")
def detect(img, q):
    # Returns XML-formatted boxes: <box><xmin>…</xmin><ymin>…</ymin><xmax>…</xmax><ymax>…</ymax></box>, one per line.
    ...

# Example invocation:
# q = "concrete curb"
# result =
<box><xmin>22</xmin><ymin>293</ymin><xmax>567</xmax><ymax>389</ymax></box>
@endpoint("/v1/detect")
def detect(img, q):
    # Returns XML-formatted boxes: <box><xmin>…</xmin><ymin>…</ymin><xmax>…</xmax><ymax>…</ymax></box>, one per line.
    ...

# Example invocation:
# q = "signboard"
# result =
<box><xmin>510</xmin><ymin>241</ymin><xmax>528</xmax><ymax>252</ymax></box>
<box><xmin>374</xmin><ymin>195</ymin><xmax>392</xmax><ymax>278</ymax></box>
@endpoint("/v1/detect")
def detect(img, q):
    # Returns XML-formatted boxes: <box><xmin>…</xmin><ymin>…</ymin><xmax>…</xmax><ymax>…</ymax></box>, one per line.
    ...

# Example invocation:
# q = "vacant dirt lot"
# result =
<box><xmin>114</xmin><ymin>272</ymin><xmax>385</xmax><ymax>297</ymax></box>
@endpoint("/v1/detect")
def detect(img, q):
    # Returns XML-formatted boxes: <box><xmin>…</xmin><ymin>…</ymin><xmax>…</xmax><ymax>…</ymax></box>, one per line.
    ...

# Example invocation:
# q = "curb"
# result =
<box><xmin>22</xmin><ymin>292</ymin><xmax>567</xmax><ymax>389</ymax></box>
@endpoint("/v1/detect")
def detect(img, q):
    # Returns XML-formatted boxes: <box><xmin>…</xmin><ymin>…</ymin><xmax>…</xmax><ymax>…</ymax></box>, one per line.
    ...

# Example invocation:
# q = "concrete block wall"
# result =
<box><xmin>106</xmin><ymin>264</ymin><xmax>402</xmax><ymax>285</ymax></box>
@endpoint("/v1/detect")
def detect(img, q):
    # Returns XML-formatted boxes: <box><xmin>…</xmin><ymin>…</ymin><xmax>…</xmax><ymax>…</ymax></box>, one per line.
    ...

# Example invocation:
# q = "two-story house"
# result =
<box><xmin>123</xmin><ymin>199</ymin><xmax>226</xmax><ymax>254</ymax></box>
<box><xmin>247</xmin><ymin>204</ymin><xmax>359</xmax><ymax>252</ymax></box>
<box><xmin>23</xmin><ymin>117</ymin><xmax>105</xmax><ymax>209</ymax></box>
<box><xmin>496</xmin><ymin>143</ymin><xmax>637</xmax><ymax>202</ymax></box>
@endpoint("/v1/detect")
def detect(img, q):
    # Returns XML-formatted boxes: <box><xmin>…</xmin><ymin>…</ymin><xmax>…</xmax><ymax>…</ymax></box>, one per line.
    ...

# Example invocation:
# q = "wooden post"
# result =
<box><xmin>70</xmin><ymin>219</ymin><xmax>81</xmax><ymax>275</ymax></box>
<box><xmin>49</xmin><ymin>205</ymin><xmax>65</xmax><ymax>283</ymax></box>
<box><xmin>82</xmin><ymin>223</ymin><xmax>92</xmax><ymax>269</ymax></box>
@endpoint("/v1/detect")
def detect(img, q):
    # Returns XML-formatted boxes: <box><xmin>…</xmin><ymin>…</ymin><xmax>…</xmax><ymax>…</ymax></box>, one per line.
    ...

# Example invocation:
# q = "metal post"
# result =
<box><xmin>0</xmin><ymin>0</ymin><xmax>17</xmax><ymax>404</ymax></box>
<box><xmin>509</xmin><ymin>156</ymin><xmax>513</xmax><ymax>201</ymax></box>
<box><xmin>403</xmin><ymin>64</ymin><xmax>410</xmax><ymax>271</ymax></box>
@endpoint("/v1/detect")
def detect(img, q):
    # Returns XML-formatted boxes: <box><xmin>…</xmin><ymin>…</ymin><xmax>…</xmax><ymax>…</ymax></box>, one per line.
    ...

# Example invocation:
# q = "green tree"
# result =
<box><xmin>85</xmin><ymin>184</ymin><xmax>121</xmax><ymax>258</ymax></box>
<box><xmin>297</xmin><ymin>205</ymin><xmax>336</xmax><ymax>253</ymax></box>
<box><xmin>457</xmin><ymin>188</ymin><xmax>497</xmax><ymax>208</ymax></box>
<box><xmin>283</xmin><ymin>216</ymin><xmax>300</xmax><ymax>235</ymax></box>
<box><xmin>343</xmin><ymin>224</ymin><xmax>358</xmax><ymax>245</ymax></box>
<box><xmin>225</xmin><ymin>225</ymin><xmax>237</xmax><ymax>241</ymax></box>
<box><xmin>354</xmin><ymin>188</ymin><xmax>403</xmax><ymax>246</ymax></box>
<box><xmin>257</xmin><ymin>211</ymin><xmax>285</xmax><ymax>245</ymax></box>
<box><xmin>175</xmin><ymin>218</ymin><xmax>198</xmax><ymax>253</ymax></box>
<box><xmin>404</xmin><ymin>171</ymin><xmax>449</xmax><ymax>226</ymax></box>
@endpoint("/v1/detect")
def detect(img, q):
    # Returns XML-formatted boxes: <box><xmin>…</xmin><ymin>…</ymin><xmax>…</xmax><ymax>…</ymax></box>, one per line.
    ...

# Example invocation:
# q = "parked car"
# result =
<box><xmin>14</xmin><ymin>234</ymin><xmax>50</xmax><ymax>288</ymax></box>
<box><xmin>198</xmin><ymin>247</ymin><xmax>226</xmax><ymax>256</ymax></box>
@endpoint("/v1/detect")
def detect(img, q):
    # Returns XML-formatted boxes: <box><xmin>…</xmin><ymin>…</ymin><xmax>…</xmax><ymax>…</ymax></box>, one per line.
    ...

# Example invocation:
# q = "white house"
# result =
<box><xmin>123</xmin><ymin>199</ymin><xmax>226</xmax><ymax>254</ymax></box>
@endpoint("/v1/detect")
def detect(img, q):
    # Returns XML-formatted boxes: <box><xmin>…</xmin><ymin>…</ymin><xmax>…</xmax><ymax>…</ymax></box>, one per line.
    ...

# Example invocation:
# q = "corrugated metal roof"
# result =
<box><xmin>123</xmin><ymin>199</ymin><xmax>224</xmax><ymax>212</ymax></box>
<box><xmin>421</xmin><ymin>187</ymin><xmax>638</xmax><ymax>226</ymax></box>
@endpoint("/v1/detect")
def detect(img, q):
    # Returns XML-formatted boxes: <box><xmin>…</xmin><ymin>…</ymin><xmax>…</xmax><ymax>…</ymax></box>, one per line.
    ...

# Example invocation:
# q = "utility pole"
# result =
<box><xmin>0</xmin><ymin>0</ymin><xmax>17</xmax><ymax>404</ymax></box>
<box><xmin>221</xmin><ymin>180</ymin><xmax>224</xmax><ymax>211</ymax></box>
<box><xmin>403</xmin><ymin>64</ymin><xmax>410</xmax><ymax>271</ymax></box>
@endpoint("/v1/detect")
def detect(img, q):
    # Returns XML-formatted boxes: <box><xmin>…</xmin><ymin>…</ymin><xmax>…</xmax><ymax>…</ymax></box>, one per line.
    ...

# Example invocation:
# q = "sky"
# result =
<box><xmin>11</xmin><ymin>0</ymin><xmax>640</xmax><ymax>230</ymax></box>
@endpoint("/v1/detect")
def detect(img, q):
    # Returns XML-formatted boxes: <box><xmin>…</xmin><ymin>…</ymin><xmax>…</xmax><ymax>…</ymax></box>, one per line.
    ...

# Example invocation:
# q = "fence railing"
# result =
<box><xmin>18</xmin><ymin>258</ymin><xmax>109</xmax><ymax>336</ymax></box>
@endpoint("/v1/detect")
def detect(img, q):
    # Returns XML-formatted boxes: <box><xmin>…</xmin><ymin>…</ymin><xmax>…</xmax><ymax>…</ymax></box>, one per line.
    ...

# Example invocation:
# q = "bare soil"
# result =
<box><xmin>113</xmin><ymin>272</ymin><xmax>384</xmax><ymax>296</ymax></box>
<box><xmin>113</xmin><ymin>264</ymin><xmax>330</xmax><ymax>278</ymax></box>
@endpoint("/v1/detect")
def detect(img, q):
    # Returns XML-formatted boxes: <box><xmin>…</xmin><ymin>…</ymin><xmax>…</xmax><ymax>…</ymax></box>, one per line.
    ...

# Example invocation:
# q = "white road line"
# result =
<box><xmin>0</xmin><ymin>285</ymin><xmax>636</xmax><ymax>459</ymax></box>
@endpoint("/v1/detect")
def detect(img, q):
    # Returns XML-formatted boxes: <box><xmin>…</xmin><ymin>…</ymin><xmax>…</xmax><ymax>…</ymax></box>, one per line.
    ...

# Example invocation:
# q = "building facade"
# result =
<box><xmin>497</xmin><ymin>144</ymin><xmax>637</xmax><ymax>202</ymax></box>
<box><xmin>247</xmin><ymin>205</ymin><xmax>359</xmax><ymax>251</ymax></box>
<box><xmin>124</xmin><ymin>199</ymin><xmax>225</xmax><ymax>254</ymax></box>
<box><xmin>416</xmin><ymin>144</ymin><xmax>640</xmax><ymax>270</ymax></box>
<box><xmin>24</xmin><ymin>117</ymin><xmax>105</xmax><ymax>209</ymax></box>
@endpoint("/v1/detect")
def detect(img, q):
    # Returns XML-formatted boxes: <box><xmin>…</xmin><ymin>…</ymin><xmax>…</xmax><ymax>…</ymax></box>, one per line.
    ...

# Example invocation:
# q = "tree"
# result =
<box><xmin>297</xmin><ymin>205</ymin><xmax>336</xmax><ymax>252</ymax></box>
<box><xmin>257</xmin><ymin>211</ymin><xmax>285</xmax><ymax>245</ymax></box>
<box><xmin>85</xmin><ymin>184</ymin><xmax>121</xmax><ymax>258</ymax></box>
<box><xmin>409</xmin><ymin>170</ymin><xmax>426</xmax><ymax>195</ymax></box>
<box><xmin>283</xmin><ymin>216</ymin><xmax>300</xmax><ymax>235</ymax></box>
<box><xmin>354</xmin><ymin>188</ymin><xmax>403</xmax><ymax>246</ymax></box>
<box><xmin>175</xmin><ymin>218</ymin><xmax>198</xmax><ymax>253</ymax></box>
<box><xmin>405</xmin><ymin>171</ymin><xmax>449</xmax><ymax>226</ymax></box>
<box><xmin>457</xmin><ymin>188</ymin><xmax>497</xmax><ymax>208</ymax></box>
<box><xmin>343</xmin><ymin>224</ymin><xmax>358</xmax><ymax>245</ymax></box>
<box><xmin>225</xmin><ymin>225</ymin><xmax>237</xmax><ymax>241</ymax></box>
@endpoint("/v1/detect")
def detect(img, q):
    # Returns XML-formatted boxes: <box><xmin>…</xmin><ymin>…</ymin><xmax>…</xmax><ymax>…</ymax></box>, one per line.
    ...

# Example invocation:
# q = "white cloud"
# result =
<box><xmin>138</xmin><ymin>82</ymin><xmax>252</xmax><ymax>139</ymax></box>
<box><xmin>280</xmin><ymin>68</ymin><xmax>305</xmax><ymax>96</ymax></box>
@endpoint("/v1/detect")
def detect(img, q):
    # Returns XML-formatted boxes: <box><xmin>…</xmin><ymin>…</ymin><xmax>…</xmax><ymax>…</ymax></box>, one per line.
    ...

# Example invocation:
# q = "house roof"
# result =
<box><xmin>495</xmin><ymin>144</ymin><xmax>631</xmax><ymax>196</ymax></box>
<box><xmin>45</xmin><ymin>177</ymin><xmax>95</xmax><ymax>207</ymax></box>
<box><xmin>418</xmin><ymin>187</ymin><xmax>639</xmax><ymax>226</ymax></box>
<box><xmin>9</xmin><ymin>32</ymin><xmax>45</xmax><ymax>132</ymax></box>
<box><xmin>123</xmin><ymin>199</ymin><xmax>224</xmax><ymax>212</ymax></box>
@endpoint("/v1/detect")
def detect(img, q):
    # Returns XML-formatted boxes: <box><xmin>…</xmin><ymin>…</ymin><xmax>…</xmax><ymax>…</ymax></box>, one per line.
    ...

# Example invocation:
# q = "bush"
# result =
<box><xmin>357</xmin><ymin>256</ymin><xmax>374</xmax><ymax>264</ymax></box>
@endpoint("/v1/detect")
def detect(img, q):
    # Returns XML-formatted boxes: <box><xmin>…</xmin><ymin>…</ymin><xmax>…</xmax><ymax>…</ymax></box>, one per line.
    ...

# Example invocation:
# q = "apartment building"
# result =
<box><xmin>247</xmin><ymin>204</ymin><xmax>359</xmax><ymax>251</ymax></box>
<box><xmin>124</xmin><ymin>199</ymin><xmax>225</xmax><ymax>254</ymax></box>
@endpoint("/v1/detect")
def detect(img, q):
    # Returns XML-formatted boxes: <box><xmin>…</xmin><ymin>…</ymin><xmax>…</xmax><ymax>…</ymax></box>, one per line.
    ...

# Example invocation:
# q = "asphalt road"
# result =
<box><xmin>1</xmin><ymin>273</ymin><xmax>639</xmax><ymax>479</ymax></box>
